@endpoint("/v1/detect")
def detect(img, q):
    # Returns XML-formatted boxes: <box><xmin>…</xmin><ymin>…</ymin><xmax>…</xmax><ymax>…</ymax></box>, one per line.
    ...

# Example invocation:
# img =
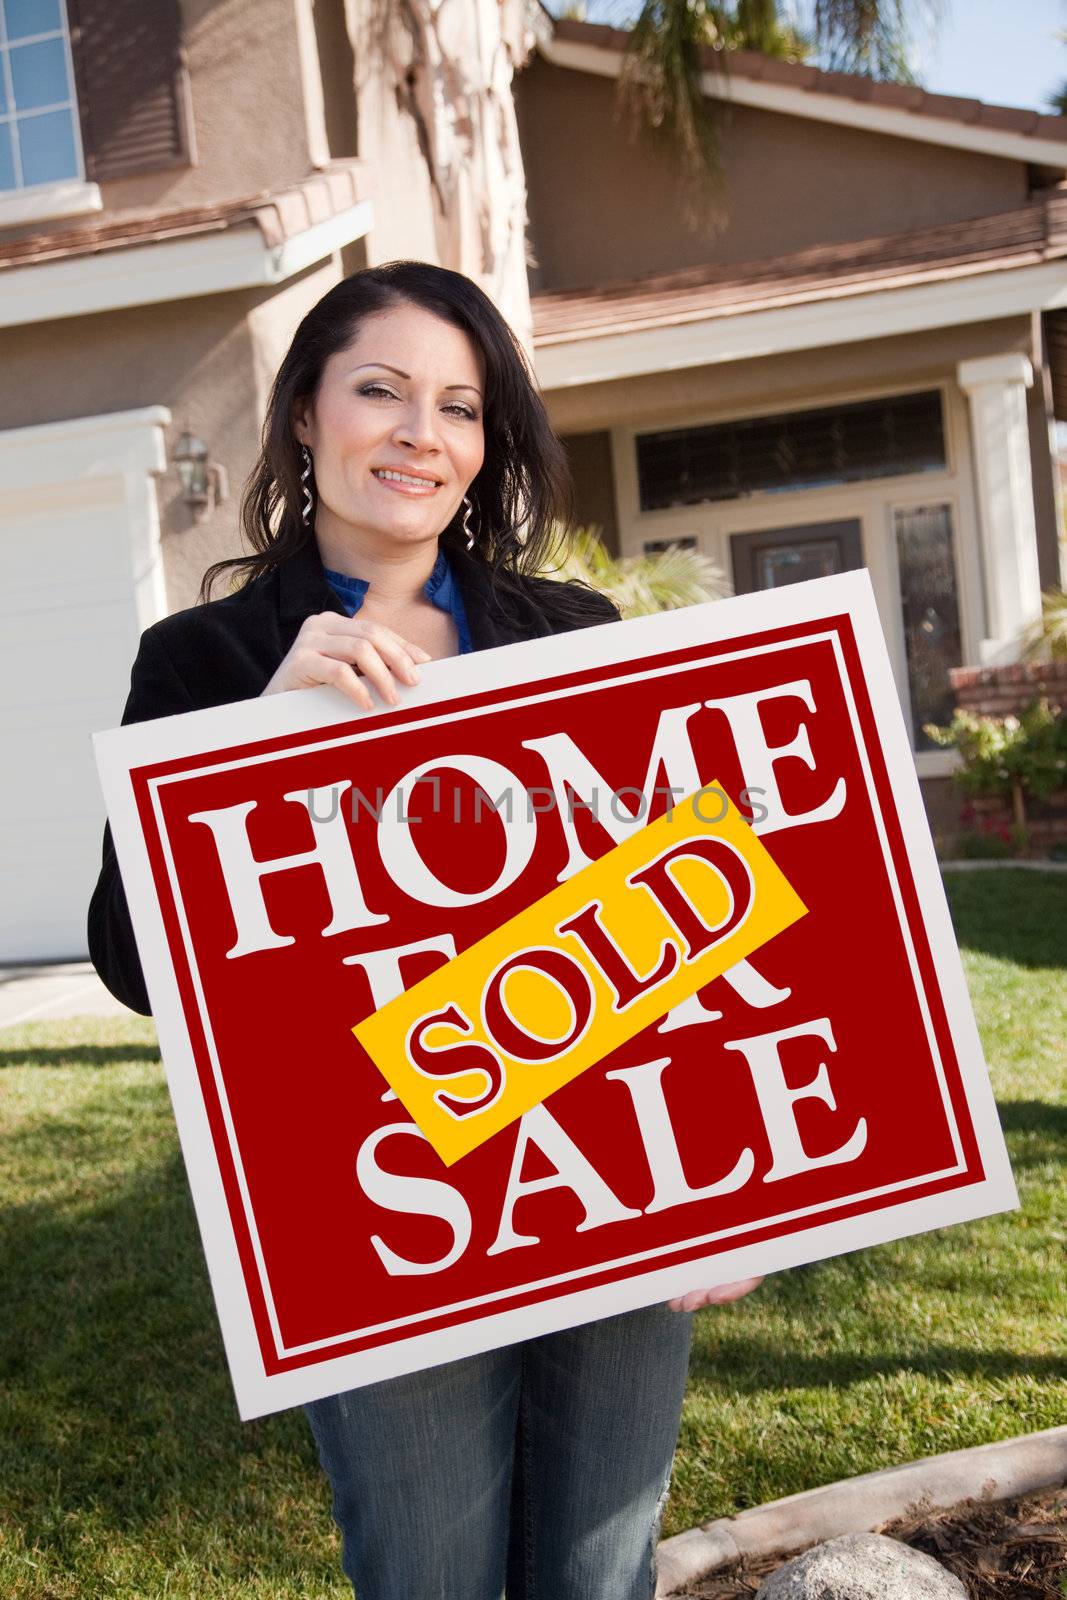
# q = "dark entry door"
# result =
<box><xmin>730</xmin><ymin>519</ymin><xmax>864</xmax><ymax>594</ymax></box>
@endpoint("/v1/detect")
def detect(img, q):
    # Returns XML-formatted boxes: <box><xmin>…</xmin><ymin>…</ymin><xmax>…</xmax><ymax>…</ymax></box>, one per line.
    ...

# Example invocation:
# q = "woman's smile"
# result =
<box><xmin>370</xmin><ymin>467</ymin><xmax>443</xmax><ymax>496</ymax></box>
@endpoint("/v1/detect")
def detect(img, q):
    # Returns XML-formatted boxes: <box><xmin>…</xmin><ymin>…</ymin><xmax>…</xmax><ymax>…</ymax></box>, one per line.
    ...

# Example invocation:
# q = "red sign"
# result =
<box><xmin>95</xmin><ymin>572</ymin><xmax>1015</xmax><ymax>1418</ymax></box>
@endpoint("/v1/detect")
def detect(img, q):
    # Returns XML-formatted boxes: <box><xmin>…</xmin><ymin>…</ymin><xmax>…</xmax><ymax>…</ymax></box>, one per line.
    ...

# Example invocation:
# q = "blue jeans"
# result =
<box><xmin>304</xmin><ymin>1303</ymin><xmax>694</xmax><ymax>1600</ymax></box>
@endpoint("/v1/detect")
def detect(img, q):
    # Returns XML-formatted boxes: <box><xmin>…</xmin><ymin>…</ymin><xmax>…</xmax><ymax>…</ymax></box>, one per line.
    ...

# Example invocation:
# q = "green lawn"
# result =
<box><xmin>2</xmin><ymin>871</ymin><xmax>1064</xmax><ymax>1597</ymax></box>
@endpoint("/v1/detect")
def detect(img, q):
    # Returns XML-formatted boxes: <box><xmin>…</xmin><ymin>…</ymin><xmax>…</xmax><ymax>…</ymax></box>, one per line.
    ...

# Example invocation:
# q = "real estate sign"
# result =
<box><xmin>94</xmin><ymin>570</ymin><xmax>1016</xmax><ymax>1419</ymax></box>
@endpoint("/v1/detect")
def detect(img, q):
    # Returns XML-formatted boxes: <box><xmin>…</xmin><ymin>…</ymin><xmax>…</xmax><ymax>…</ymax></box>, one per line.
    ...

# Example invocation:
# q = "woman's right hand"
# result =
<box><xmin>261</xmin><ymin>612</ymin><xmax>433</xmax><ymax>710</ymax></box>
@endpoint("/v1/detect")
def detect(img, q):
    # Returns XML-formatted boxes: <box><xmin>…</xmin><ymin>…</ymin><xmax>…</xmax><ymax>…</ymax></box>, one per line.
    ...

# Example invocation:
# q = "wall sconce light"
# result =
<box><xmin>174</xmin><ymin>431</ymin><xmax>229</xmax><ymax>521</ymax></box>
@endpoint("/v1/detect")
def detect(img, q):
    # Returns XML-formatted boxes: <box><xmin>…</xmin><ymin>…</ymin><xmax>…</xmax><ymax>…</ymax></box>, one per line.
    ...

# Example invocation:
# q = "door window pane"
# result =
<box><xmin>9</xmin><ymin>35</ymin><xmax>67</xmax><ymax>108</ymax></box>
<box><xmin>3</xmin><ymin>0</ymin><xmax>63</xmax><ymax>41</ymax></box>
<box><xmin>18</xmin><ymin>104</ymin><xmax>75</xmax><ymax>183</ymax></box>
<box><xmin>758</xmin><ymin>539</ymin><xmax>841</xmax><ymax>588</ymax></box>
<box><xmin>731</xmin><ymin>518</ymin><xmax>863</xmax><ymax>595</ymax></box>
<box><xmin>895</xmin><ymin>503</ymin><xmax>962</xmax><ymax>751</ymax></box>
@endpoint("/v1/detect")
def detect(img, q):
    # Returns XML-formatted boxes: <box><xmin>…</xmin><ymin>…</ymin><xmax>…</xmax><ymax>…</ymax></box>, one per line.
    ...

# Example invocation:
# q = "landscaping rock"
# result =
<box><xmin>754</xmin><ymin>1531</ymin><xmax>969</xmax><ymax>1599</ymax></box>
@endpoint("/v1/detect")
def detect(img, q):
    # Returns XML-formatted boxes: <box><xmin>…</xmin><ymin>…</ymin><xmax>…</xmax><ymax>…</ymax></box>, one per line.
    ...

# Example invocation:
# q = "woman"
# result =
<box><xmin>88</xmin><ymin>261</ymin><xmax>760</xmax><ymax>1600</ymax></box>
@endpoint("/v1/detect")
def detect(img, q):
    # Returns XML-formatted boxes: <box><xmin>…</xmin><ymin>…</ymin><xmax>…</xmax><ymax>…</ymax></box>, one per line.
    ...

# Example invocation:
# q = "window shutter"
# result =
<box><xmin>67</xmin><ymin>0</ymin><xmax>193</xmax><ymax>182</ymax></box>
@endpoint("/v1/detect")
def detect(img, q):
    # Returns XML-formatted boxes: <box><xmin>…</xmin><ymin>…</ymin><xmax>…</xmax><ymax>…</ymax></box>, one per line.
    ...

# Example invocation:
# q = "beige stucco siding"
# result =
<box><xmin>96</xmin><ymin>0</ymin><xmax>317</xmax><ymax>219</ymax></box>
<box><xmin>543</xmin><ymin>317</ymin><xmax>1035</xmax><ymax>434</ymax></box>
<box><xmin>516</xmin><ymin>58</ymin><xmax>1031</xmax><ymax>292</ymax></box>
<box><xmin>0</xmin><ymin>258</ymin><xmax>342</xmax><ymax>614</ymax></box>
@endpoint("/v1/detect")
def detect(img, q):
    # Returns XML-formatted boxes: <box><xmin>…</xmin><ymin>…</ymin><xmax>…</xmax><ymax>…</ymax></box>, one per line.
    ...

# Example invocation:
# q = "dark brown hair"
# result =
<box><xmin>200</xmin><ymin>260</ymin><xmax>578</xmax><ymax>609</ymax></box>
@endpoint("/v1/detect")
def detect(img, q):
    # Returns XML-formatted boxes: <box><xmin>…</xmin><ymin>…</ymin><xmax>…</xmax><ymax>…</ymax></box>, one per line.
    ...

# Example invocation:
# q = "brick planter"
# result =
<box><xmin>945</xmin><ymin>661</ymin><xmax>1067</xmax><ymax>858</ymax></box>
<box><xmin>949</xmin><ymin>660</ymin><xmax>1067</xmax><ymax>718</ymax></box>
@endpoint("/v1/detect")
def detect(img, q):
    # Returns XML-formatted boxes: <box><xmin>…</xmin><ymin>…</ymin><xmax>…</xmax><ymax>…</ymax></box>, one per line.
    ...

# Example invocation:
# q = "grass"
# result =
<box><xmin>1</xmin><ymin>871</ymin><xmax>1064</xmax><ymax>1595</ymax></box>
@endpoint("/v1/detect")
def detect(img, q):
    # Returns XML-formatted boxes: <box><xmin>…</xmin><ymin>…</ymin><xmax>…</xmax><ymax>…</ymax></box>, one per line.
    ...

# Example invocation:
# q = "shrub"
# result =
<box><xmin>925</xmin><ymin>699</ymin><xmax>1067</xmax><ymax>856</ymax></box>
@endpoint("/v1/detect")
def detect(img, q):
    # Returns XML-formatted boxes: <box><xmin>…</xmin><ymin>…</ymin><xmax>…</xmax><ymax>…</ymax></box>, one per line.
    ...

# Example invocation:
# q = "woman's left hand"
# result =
<box><xmin>666</xmin><ymin>1276</ymin><xmax>765</xmax><ymax>1313</ymax></box>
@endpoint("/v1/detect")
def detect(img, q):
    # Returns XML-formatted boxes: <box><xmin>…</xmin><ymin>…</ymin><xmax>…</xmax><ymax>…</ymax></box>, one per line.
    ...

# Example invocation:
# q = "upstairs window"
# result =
<box><xmin>636</xmin><ymin>391</ymin><xmax>947</xmax><ymax>512</ymax></box>
<box><xmin>0</xmin><ymin>0</ymin><xmax>83</xmax><ymax>193</ymax></box>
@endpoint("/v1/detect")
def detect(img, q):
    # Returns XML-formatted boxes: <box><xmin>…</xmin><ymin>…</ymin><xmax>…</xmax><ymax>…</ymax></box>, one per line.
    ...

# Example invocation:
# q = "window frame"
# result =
<box><xmin>612</xmin><ymin>378</ymin><xmax>981</xmax><ymax>771</ymax></box>
<box><xmin>0</xmin><ymin>0</ymin><xmax>100</xmax><ymax>224</ymax></box>
<box><xmin>632</xmin><ymin>387</ymin><xmax>950</xmax><ymax>514</ymax></box>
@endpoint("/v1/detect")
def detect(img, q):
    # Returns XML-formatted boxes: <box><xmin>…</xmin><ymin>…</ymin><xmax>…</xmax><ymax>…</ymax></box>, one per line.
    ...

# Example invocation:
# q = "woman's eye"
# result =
<box><xmin>359</xmin><ymin>383</ymin><xmax>477</xmax><ymax>421</ymax></box>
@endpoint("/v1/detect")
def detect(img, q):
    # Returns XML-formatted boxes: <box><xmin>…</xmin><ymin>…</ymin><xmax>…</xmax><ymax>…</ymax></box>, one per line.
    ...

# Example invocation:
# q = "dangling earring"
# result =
<box><xmin>300</xmin><ymin>444</ymin><xmax>314</xmax><ymax>528</ymax></box>
<box><xmin>461</xmin><ymin>493</ymin><xmax>476</xmax><ymax>551</ymax></box>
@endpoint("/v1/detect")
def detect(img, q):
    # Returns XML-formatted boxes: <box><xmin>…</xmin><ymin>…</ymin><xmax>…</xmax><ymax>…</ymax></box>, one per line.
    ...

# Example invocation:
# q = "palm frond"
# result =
<box><xmin>543</xmin><ymin>524</ymin><xmax>731</xmax><ymax>617</ymax></box>
<box><xmin>1022</xmin><ymin>588</ymin><xmax>1067</xmax><ymax>661</ymax></box>
<box><xmin>812</xmin><ymin>0</ymin><xmax>942</xmax><ymax>82</ymax></box>
<box><xmin>615</xmin><ymin>0</ymin><xmax>729</xmax><ymax>223</ymax></box>
<box><xmin>731</xmin><ymin>0</ymin><xmax>811</xmax><ymax>60</ymax></box>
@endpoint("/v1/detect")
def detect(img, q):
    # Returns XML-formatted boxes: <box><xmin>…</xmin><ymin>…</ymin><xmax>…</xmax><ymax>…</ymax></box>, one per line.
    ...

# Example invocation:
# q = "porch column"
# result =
<box><xmin>957</xmin><ymin>353</ymin><xmax>1043</xmax><ymax>664</ymax></box>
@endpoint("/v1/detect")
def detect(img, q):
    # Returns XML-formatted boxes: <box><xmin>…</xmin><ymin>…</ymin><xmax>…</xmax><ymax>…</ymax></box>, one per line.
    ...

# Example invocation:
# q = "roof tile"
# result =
<box><xmin>0</xmin><ymin>161</ymin><xmax>370</xmax><ymax>270</ymax></box>
<box><xmin>973</xmin><ymin>104</ymin><xmax>1041</xmax><ymax>134</ymax></box>
<box><xmin>530</xmin><ymin>197</ymin><xmax>1067</xmax><ymax>346</ymax></box>
<box><xmin>734</xmin><ymin>56</ymin><xmax>818</xmax><ymax>88</ymax></box>
<box><xmin>858</xmin><ymin>80</ymin><xmax>925</xmax><ymax>111</ymax></box>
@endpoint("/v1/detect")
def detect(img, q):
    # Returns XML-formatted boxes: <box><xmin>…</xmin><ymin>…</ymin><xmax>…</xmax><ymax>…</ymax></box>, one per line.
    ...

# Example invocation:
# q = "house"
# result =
<box><xmin>1</xmin><ymin>0</ymin><xmax>1064</xmax><ymax>962</ymax></box>
<box><xmin>0</xmin><ymin>0</ymin><xmax>534</xmax><ymax>963</ymax></box>
<box><xmin>518</xmin><ymin>16</ymin><xmax>1067</xmax><ymax>834</ymax></box>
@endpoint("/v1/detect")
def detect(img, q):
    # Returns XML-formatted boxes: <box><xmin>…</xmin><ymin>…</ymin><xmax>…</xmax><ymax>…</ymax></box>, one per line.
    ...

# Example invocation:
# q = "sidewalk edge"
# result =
<box><xmin>656</xmin><ymin>1424</ymin><xmax>1067</xmax><ymax>1596</ymax></box>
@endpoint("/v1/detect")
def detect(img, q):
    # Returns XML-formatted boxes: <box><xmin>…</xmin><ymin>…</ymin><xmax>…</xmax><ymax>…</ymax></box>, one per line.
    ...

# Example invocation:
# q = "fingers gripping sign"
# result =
<box><xmin>262</xmin><ymin>611</ymin><xmax>433</xmax><ymax>710</ymax></box>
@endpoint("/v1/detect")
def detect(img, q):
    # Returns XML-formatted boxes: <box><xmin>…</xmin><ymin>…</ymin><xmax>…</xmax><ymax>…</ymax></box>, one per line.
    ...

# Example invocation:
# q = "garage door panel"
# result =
<box><xmin>1</xmin><ymin>578</ymin><xmax>138</xmax><ymax>619</ymax></box>
<box><xmin>0</xmin><ymin>413</ymin><xmax>167</xmax><ymax>961</ymax></box>
<box><xmin>0</xmin><ymin>693</ymin><xmax>135</xmax><ymax>742</ymax></box>
<box><xmin>8</xmin><ymin>512</ymin><xmax>133</xmax><ymax>598</ymax></box>
<box><xmin>0</xmin><ymin>597</ymin><xmax>141</xmax><ymax>647</ymax></box>
<box><xmin>0</xmin><ymin>616</ymin><xmax>142</xmax><ymax>708</ymax></box>
<box><xmin>0</xmin><ymin>731</ymin><xmax>113</xmax><ymax>827</ymax></box>
<box><xmin>0</xmin><ymin>822</ymin><xmax>107</xmax><ymax>963</ymax></box>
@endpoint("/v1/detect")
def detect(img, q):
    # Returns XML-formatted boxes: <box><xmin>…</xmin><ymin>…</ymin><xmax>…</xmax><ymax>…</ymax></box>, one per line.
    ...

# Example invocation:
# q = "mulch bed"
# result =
<box><xmin>681</xmin><ymin>1486</ymin><xmax>1067</xmax><ymax>1597</ymax></box>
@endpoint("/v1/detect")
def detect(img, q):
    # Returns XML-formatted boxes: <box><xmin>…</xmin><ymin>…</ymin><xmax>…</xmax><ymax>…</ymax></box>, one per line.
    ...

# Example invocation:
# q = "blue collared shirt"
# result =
<box><xmin>322</xmin><ymin>546</ymin><xmax>473</xmax><ymax>654</ymax></box>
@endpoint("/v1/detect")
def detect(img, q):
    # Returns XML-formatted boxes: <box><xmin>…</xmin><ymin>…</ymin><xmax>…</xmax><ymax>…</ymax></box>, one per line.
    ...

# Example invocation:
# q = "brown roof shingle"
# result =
<box><xmin>0</xmin><ymin>161</ymin><xmax>372</xmax><ymax>271</ymax></box>
<box><xmin>531</xmin><ymin>194</ymin><xmax>1067</xmax><ymax>345</ymax></box>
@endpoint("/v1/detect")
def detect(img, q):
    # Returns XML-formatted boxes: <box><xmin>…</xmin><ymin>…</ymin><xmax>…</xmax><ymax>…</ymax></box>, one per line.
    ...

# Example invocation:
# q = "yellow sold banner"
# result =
<box><xmin>354</xmin><ymin>784</ymin><xmax>806</xmax><ymax>1165</ymax></box>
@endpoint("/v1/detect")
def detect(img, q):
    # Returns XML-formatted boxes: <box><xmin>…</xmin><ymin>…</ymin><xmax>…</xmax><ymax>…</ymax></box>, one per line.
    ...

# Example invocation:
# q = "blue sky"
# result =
<box><xmin>548</xmin><ymin>1</ymin><xmax>1066</xmax><ymax>114</ymax></box>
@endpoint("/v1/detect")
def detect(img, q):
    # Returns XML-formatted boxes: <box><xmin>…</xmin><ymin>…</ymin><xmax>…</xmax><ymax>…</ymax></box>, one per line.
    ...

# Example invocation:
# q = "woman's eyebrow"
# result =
<box><xmin>353</xmin><ymin>361</ymin><xmax>482</xmax><ymax>397</ymax></box>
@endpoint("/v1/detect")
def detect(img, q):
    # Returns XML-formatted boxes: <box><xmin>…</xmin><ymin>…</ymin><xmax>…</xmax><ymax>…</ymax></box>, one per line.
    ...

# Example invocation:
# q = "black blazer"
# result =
<box><xmin>87</xmin><ymin>530</ymin><xmax>621</xmax><ymax>1015</ymax></box>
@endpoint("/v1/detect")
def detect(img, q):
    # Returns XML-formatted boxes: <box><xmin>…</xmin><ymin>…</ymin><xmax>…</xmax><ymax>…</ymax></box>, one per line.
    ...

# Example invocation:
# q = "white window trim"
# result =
<box><xmin>611</xmin><ymin>379</ymin><xmax>960</xmax><ymax>532</ymax></box>
<box><xmin>611</xmin><ymin>379</ymin><xmax>980</xmax><ymax>770</ymax></box>
<box><xmin>622</xmin><ymin>381</ymin><xmax>955</xmax><ymax>518</ymax></box>
<box><xmin>0</xmin><ymin>175</ymin><xmax>100</xmax><ymax>224</ymax></box>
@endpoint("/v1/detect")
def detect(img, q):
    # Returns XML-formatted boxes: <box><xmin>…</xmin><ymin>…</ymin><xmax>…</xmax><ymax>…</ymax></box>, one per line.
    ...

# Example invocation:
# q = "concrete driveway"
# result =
<box><xmin>0</xmin><ymin>962</ymin><xmax>135</xmax><ymax>1029</ymax></box>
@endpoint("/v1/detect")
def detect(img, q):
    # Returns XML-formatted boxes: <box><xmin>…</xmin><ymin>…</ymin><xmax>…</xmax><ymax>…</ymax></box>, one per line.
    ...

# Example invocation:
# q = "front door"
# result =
<box><xmin>730</xmin><ymin>519</ymin><xmax>864</xmax><ymax>594</ymax></box>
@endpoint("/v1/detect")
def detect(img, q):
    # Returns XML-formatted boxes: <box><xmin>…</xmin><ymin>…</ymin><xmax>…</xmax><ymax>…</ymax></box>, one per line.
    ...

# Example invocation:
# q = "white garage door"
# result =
<box><xmin>0</xmin><ymin>409</ymin><xmax>170</xmax><ymax>963</ymax></box>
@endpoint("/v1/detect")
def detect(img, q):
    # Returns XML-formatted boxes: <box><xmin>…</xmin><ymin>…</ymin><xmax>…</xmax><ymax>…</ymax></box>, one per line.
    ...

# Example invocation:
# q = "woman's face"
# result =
<box><xmin>294</xmin><ymin>302</ymin><xmax>486</xmax><ymax>558</ymax></box>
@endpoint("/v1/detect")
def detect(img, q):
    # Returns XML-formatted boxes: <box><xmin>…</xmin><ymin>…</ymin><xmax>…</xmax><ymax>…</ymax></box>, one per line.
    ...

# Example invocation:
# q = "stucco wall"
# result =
<box><xmin>0</xmin><ymin>257</ymin><xmax>342</xmax><ymax>614</ymax></box>
<box><xmin>542</xmin><ymin>317</ymin><xmax>1035</xmax><ymax>434</ymax></box>
<box><xmin>97</xmin><ymin>0</ymin><xmax>315</xmax><ymax>217</ymax></box>
<box><xmin>516</xmin><ymin>57</ymin><xmax>1031</xmax><ymax>292</ymax></box>
<box><xmin>563</xmin><ymin>431</ymin><xmax>620</xmax><ymax>555</ymax></box>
